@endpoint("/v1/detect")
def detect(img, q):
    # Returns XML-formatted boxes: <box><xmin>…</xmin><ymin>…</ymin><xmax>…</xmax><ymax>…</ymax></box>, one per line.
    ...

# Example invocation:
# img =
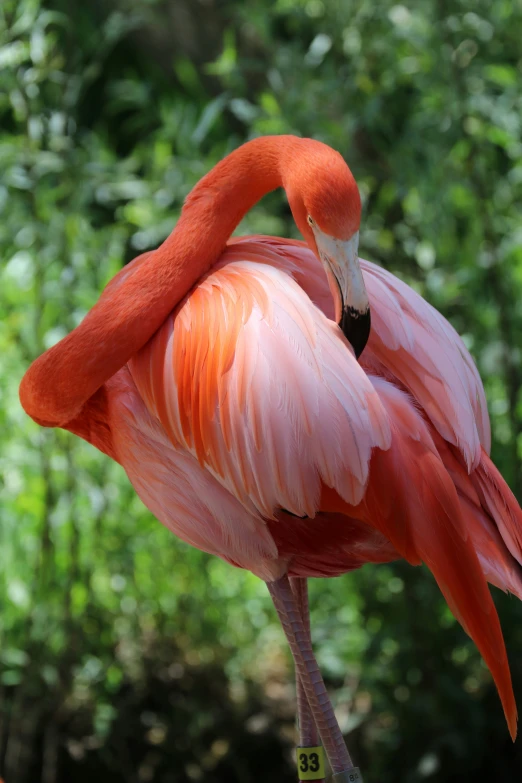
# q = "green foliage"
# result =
<box><xmin>1</xmin><ymin>0</ymin><xmax>521</xmax><ymax>780</ymax></box>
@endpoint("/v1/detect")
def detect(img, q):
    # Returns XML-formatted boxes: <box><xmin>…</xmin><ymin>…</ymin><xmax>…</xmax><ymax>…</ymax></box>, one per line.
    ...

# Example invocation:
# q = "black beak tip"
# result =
<box><xmin>340</xmin><ymin>307</ymin><xmax>371</xmax><ymax>359</ymax></box>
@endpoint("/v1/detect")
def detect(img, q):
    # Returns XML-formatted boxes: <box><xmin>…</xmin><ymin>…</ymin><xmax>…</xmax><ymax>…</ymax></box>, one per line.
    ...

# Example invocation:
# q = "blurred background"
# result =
<box><xmin>1</xmin><ymin>0</ymin><xmax>522</xmax><ymax>780</ymax></box>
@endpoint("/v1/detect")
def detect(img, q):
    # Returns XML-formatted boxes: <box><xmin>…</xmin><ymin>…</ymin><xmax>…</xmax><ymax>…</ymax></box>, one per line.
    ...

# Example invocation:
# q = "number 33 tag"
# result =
<box><xmin>296</xmin><ymin>746</ymin><xmax>325</xmax><ymax>780</ymax></box>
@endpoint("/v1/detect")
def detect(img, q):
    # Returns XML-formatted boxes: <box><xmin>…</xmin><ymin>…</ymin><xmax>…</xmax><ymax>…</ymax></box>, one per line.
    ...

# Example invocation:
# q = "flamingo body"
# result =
<box><xmin>19</xmin><ymin>137</ymin><xmax>522</xmax><ymax>753</ymax></box>
<box><xmin>61</xmin><ymin>237</ymin><xmax>522</xmax><ymax>737</ymax></box>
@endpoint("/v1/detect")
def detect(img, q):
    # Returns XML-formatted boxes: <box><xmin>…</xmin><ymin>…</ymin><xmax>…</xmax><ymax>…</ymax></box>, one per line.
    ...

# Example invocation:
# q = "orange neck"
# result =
<box><xmin>19</xmin><ymin>136</ymin><xmax>300</xmax><ymax>426</ymax></box>
<box><xmin>164</xmin><ymin>135</ymin><xmax>290</xmax><ymax>267</ymax></box>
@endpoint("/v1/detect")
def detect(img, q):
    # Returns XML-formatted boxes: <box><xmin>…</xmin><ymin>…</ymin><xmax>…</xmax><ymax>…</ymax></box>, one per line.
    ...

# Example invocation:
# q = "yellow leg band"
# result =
<box><xmin>296</xmin><ymin>745</ymin><xmax>325</xmax><ymax>780</ymax></box>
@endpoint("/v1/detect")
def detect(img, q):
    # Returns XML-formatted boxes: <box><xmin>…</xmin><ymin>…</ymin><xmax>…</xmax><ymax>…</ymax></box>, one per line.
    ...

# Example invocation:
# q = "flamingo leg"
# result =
<box><xmin>267</xmin><ymin>574</ymin><xmax>356</xmax><ymax>779</ymax></box>
<box><xmin>289</xmin><ymin>577</ymin><xmax>321</xmax><ymax>748</ymax></box>
<box><xmin>290</xmin><ymin>576</ymin><xmax>324</xmax><ymax>783</ymax></box>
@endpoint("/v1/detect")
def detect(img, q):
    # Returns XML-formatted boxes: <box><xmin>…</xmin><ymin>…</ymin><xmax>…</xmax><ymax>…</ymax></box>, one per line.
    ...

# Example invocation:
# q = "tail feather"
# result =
<box><xmin>458</xmin><ymin>493</ymin><xmax>522</xmax><ymax>601</ymax></box>
<box><xmin>432</xmin><ymin>432</ymin><xmax>522</xmax><ymax>601</ymax></box>
<box><xmin>359</xmin><ymin>379</ymin><xmax>518</xmax><ymax>738</ymax></box>
<box><xmin>472</xmin><ymin>448</ymin><xmax>522</xmax><ymax>567</ymax></box>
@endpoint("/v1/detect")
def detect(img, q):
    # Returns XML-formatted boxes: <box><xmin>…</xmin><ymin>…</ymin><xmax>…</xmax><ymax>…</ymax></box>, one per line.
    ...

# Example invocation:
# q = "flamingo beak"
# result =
<box><xmin>313</xmin><ymin>229</ymin><xmax>371</xmax><ymax>358</ymax></box>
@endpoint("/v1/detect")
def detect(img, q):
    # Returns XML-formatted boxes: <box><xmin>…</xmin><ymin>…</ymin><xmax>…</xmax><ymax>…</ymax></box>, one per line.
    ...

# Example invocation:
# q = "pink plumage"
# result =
<box><xmin>20</xmin><ymin>137</ymin><xmax>522</xmax><ymax>770</ymax></box>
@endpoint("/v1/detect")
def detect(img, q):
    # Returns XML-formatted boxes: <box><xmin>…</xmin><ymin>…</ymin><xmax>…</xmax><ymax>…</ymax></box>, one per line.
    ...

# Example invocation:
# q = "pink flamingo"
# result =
<box><xmin>20</xmin><ymin>136</ymin><xmax>522</xmax><ymax>781</ymax></box>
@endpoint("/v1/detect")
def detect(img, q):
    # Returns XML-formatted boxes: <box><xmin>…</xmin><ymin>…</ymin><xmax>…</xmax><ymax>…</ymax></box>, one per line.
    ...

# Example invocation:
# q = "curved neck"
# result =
<box><xmin>20</xmin><ymin>136</ymin><xmax>299</xmax><ymax>427</ymax></box>
<box><xmin>160</xmin><ymin>135</ymin><xmax>297</xmax><ymax>274</ymax></box>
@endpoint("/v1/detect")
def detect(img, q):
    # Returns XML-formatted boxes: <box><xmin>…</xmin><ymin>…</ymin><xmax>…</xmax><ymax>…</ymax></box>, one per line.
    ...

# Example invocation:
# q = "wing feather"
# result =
<box><xmin>235</xmin><ymin>236</ymin><xmax>490</xmax><ymax>471</ymax></box>
<box><xmin>128</xmin><ymin>257</ymin><xmax>391</xmax><ymax>520</ymax></box>
<box><xmin>107</xmin><ymin>369</ymin><xmax>282</xmax><ymax>581</ymax></box>
<box><xmin>361</xmin><ymin>259</ymin><xmax>491</xmax><ymax>467</ymax></box>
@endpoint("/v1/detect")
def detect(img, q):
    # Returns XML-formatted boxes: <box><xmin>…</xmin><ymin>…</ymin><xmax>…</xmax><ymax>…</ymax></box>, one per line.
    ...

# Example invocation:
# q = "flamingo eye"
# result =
<box><xmin>307</xmin><ymin>215</ymin><xmax>315</xmax><ymax>227</ymax></box>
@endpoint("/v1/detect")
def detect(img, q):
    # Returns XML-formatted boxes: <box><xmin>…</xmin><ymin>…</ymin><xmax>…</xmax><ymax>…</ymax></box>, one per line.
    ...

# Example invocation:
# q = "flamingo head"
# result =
<box><xmin>284</xmin><ymin>139</ymin><xmax>370</xmax><ymax>359</ymax></box>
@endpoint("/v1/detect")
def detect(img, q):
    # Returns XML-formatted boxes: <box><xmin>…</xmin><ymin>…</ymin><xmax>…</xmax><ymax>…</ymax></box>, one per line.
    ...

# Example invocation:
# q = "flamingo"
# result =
<box><xmin>20</xmin><ymin>135</ymin><xmax>522</xmax><ymax>781</ymax></box>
